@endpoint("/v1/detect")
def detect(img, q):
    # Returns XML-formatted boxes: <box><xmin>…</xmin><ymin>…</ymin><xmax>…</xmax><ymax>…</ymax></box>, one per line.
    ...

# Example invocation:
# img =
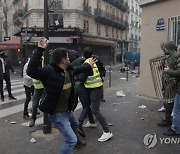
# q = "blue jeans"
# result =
<box><xmin>171</xmin><ymin>94</ymin><xmax>180</xmax><ymax>134</ymax></box>
<box><xmin>48</xmin><ymin>111</ymin><xmax>79</xmax><ymax>154</ymax></box>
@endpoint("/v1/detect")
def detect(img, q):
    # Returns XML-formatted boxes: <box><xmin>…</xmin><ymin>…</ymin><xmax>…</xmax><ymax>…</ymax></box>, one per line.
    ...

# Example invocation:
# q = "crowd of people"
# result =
<box><xmin>1</xmin><ymin>38</ymin><xmax>180</xmax><ymax>154</ymax></box>
<box><xmin>23</xmin><ymin>37</ymin><xmax>113</xmax><ymax>154</ymax></box>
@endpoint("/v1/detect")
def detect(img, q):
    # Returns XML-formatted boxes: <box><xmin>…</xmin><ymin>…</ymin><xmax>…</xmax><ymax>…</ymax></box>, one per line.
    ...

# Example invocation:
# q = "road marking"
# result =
<box><xmin>0</xmin><ymin>94</ymin><xmax>26</xmax><ymax>105</ymax></box>
<box><xmin>21</xmin><ymin>103</ymin><xmax>82</xmax><ymax>126</ymax></box>
<box><xmin>0</xmin><ymin>102</ymin><xmax>32</xmax><ymax>118</ymax></box>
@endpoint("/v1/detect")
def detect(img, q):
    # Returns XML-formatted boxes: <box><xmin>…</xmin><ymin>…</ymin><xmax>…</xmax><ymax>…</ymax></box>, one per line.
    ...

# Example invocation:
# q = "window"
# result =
<box><xmin>106</xmin><ymin>5</ymin><xmax>109</xmax><ymax>18</ymax></box>
<box><xmin>106</xmin><ymin>5</ymin><xmax>109</xmax><ymax>13</ymax></box>
<box><xmin>105</xmin><ymin>26</ymin><xmax>109</xmax><ymax>37</ymax></box>
<box><xmin>112</xmin><ymin>28</ymin><xmax>114</xmax><ymax>38</ymax></box>
<box><xmin>97</xmin><ymin>0</ymin><xmax>101</xmax><ymax>9</ymax></box>
<box><xmin>116</xmin><ymin>29</ymin><xmax>119</xmax><ymax>38</ymax></box>
<box><xmin>97</xmin><ymin>24</ymin><xmax>101</xmax><ymax>36</ymax></box>
<box><xmin>84</xmin><ymin>0</ymin><xmax>89</xmax><ymax>5</ymax></box>
<box><xmin>168</xmin><ymin>16</ymin><xmax>180</xmax><ymax>45</ymax></box>
<box><xmin>83</xmin><ymin>20</ymin><xmax>89</xmax><ymax>33</ymax></box>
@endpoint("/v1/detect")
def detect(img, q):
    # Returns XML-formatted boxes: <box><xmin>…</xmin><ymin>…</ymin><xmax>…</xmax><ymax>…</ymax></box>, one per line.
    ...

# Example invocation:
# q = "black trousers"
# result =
<box><xmin>3</xmin><ymin>73</ymin><xmax>13</xmax><ymax>97</ymax></box>
<box><xmin>165</xmin><ymin>103</ymin><xmax>174</xmax><ymax>122</ymax></box>
<box><xmin>23</xmin><ymin>85</ymin><xmax>34</xmax><ymax>115</ymax></box>
<box><xmin>0</xmin><ymin>79</ymin><xmax>3</xmax><ymax>98</ymax></box>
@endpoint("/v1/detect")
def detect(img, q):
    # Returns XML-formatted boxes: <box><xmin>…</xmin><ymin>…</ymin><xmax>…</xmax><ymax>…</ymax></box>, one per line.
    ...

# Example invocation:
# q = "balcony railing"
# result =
<box><xmin>13</xmin><ymin>0</ymin><xmax>19</xmax><ymax>5</ymax></box>
<box><xmin>83</xmin><ymin>4</ymin><xmax>92</xmax><ymax>15</ymax></box>
<box><xmin>3</xmin><ymin>21</ymin><xmax>8</xmax><ymax>29</ymax></box>
<box><xmin>22</xmin><ymin>5</ymin><xmax>28</xmax><ymax>16</ymax></box>
<box><xmin>13</xmin><ymin>9</ymin><xmax>23</xmax><ymax>25</ymax></box>
<box><xmin>94</xmin><ymin>8</ymin><xmax>128</xmax><ymax>31</ymax></box>
<box><xmin>3</xmin><ymin>7</ymin><xmax>8</xmax><ymax>13</ymax></box>
<box><xmin>102</xmin><ymin>0</ymin><xmax>129</xmax><ymax>12</ymax></box>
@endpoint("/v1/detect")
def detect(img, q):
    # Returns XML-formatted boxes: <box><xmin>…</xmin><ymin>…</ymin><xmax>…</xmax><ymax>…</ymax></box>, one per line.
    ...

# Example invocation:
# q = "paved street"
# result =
<box><xmin>0</xmin><ymin>67</ymin><xmax>180</xmax><ymax>154</ymax></box>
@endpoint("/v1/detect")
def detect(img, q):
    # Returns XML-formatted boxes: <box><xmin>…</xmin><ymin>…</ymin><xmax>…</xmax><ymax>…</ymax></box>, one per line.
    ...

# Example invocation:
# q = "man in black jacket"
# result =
<box><xmin>27</xmin><ymin>38</ymin><xmax>95</xmax><ymax>154</ymax></box>
<box><xmin>0</xmin><ymin>51</ymin><xmax>16</xmax><ymax>101</ymax></box>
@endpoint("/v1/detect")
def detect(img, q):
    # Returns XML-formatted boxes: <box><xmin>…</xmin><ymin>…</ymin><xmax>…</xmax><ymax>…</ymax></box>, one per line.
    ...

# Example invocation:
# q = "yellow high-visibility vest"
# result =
<box><xmin>33</xmin><ymin>56</ymin><xmax>44</xmax><ymax>89</ymax></box>
<box><xmin>33</xmin><ymin>79</ymin><xmax>44</xmax><ymax>89</ymax></box>
<box><xmin>84</xmin><ymin>58</ymin><xmax>103</xmax><ymax>88</ymax></box>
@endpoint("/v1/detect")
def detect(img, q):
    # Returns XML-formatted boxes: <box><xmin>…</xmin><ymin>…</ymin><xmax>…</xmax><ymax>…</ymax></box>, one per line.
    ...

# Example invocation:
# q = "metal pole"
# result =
<box><xmin>109</xmin><ymin>66</ymin><xmax>111</xmax><ymax>87</ymax></box>
<box><xmin>126</xmin><ymin>66</ymin><xmax>129</xmax><ymax>81</ymax></box>
<box><xmin>43</xmin><ymin>0</ymin><xmax>52</xmax><ymax>134</ymax></box>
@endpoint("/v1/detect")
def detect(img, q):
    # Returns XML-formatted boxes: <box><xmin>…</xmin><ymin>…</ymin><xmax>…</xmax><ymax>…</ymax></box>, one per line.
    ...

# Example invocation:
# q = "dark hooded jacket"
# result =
<box><xmin>166</xmin><ymin>53</ymin><xmax>180</xmax><ymax>94</ymax></box>
<box><xmin>162</xmin><ymin>42</ymin><xmax>178</xmax><ymax>99</ymax></box>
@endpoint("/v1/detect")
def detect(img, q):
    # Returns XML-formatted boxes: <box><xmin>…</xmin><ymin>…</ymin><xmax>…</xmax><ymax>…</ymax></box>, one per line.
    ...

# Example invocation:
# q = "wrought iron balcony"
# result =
<box><xmin>102</xmin><ymin>0</ymin><xmax>129</xmax><ymax>12</ymax></box>
<box><xmin>83</xmin><ymin>4</ymin><xmax>92</xmax><ymax>15</ymax></box>
<box><xmin>49</xmin><ymin>0</ymin><xmax>63</xmax><ymax>11</ymax></box>
<box><xmin>3</xmin><ymin>21</ymin><xmax>8</xmax><ymax>29</ymax></box>
<box><xmin>13</xmin><ymin>9</ymin><xmax>23</xmax><ymax>25</ymax></box>
<box><xmin>13</xmin><ymin>0</ymin><xmax>19</xmax><ymax>5</ymax></box>
<box><xmin>3</xmin><ymin>7</ymin><xmax>8</xmax><ymax>13</ymax></box>
<box><xmin>22</xmin><ymin>5</ymin><xmax>28</xmax><ymax>16</ymax></box>
<box><xmin>94</xmin><ymin>8</ymin><xmax>128</xmax><ymax>31</ymax></box>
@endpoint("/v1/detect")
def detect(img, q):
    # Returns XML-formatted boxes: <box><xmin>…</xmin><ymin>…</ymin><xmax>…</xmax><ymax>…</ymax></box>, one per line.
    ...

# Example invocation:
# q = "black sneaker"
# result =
<box><xmin>75</xmin><ymin>139</ymin><xmax>86</xmax><ymax>147</ymax></box>
<box><xmin>1</xmin><ymin>97</ymin><xmax>4</xmax><ymax>101</ymax></box>
<box><xmin>101</xmin><ymin>98</ymin><xmax>106</xmax><ymax>102</ymax></box>
<box><xmin>9</xmin><ymin>96</ymin><xmax>17</xmax><ymax>100</ymax></box>
<box><xmin>29</xmin><ymin>120</ymin><xmax>35</xmax><ymax>127</ymax></box>
<box><xmin>23</xmin><ymin>114</ymin><xmax>30</xmax><ymax>119</ymax></box>
<box><xmin>157</xmin><ymin>120</ymin><xmax>172</xmax><ymax>127</ymax></box>
<box><xmin>78</xmin><ymin>124</ymin><xmax>86</xmax><ymax>137</ymax></box>
<box><xmin>163</xmin><ymin>128</ymin><xmax>180</xmax><ymax>136</ymax></box>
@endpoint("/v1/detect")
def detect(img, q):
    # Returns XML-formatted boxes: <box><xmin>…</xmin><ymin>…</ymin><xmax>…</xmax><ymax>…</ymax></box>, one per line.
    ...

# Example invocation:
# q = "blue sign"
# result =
<box><xmin>156</xmin><ymin>18</ymin><xmax>165</xmax><ymax>31</ymax></box>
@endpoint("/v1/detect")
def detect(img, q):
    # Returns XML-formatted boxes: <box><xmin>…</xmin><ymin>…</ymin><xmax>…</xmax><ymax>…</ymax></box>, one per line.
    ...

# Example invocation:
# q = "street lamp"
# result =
<box><xmin>43</xmin><ymin>0</ymin><xmax>52</xmax><ymax>134</ymax></box>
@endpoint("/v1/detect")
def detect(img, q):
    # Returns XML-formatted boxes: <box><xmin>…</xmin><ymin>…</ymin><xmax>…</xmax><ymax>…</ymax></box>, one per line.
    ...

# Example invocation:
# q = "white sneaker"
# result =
<box><xmin>98</xmin><ymin>132</ymin><xmax>113</xmax><ymax>142</ymax></box>
<box><xmin>83</xmin><ymin>121</ymin><xmax>97</xmax><ymax>128</ymax></box>
<box><xmin>158</xmin><ymin>106</ymin><xmax>165</xmax><ymax>112</ymax></box>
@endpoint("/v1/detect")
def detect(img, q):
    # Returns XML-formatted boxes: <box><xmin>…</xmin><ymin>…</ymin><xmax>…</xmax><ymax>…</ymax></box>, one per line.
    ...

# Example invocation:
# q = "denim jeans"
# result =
<box><xmin>48</xmin><ymin>111</ymin><xmax>79</xmax><ymax>154</ymax></box>
<box><xmin>76</xmin><ymin>83</ymin><xmax>95</xmax><ymax>124</ymax></box>
<box><xmin>32</xmin><ymin>88</ymin><xmax>44</xmax><ymax>120</ymax></box>
<box><xmin>171</xmin><ymin>94</ymin><xmax>180</xmax><ymax>134</ymax></box>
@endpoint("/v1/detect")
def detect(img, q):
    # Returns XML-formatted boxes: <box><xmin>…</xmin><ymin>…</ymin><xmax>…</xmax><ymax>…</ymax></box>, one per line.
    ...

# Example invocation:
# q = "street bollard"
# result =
<box><xmin>43</xmin><ymin>113</ymin><xmax>52</xmax><ymax>134</ymax></box>
<box><xmin>109</xmin><ymin>66</ymin><xmax>111</xmax><ymax>87</ymax></box>
<box><xmin>126</xmin><ymin>66</ymin><xmax>129</xmax><ymax>81</ymax></box>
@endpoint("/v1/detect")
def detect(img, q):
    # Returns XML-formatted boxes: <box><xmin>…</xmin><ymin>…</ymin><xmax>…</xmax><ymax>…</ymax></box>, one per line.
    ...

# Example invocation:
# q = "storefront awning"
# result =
<box><xmin>0</xmin><ymin>37</ymin><xmax>21</xmax><ymax>50</ymax></box>
<box><xmin>81</xmin><ymin>36</ymin><xmax>116</xmax><ymax>47</ymax></box>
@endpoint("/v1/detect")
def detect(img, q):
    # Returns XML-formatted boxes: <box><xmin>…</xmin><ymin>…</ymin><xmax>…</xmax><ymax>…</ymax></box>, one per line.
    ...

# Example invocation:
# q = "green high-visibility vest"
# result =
<box><xmin>84</xmin><ymin>57</ymin><xmax>103</xmax><ymax>88</ymax></box>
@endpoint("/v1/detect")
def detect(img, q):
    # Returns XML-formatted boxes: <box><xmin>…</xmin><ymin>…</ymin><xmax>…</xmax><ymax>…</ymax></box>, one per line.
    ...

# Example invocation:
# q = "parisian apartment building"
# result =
<box><xmin>128</xmin><ymin>0</ymin><xmax>141</xmax><ymax>52</ymax></box>
<box><xmin>0</xmin><ymin>0</ymin><xmax>129</xmax><ymax>66</ymax></box>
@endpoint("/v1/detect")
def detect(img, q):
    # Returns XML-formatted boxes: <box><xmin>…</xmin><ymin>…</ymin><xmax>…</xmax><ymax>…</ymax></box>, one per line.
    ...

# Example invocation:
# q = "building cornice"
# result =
<box><xmin>139</xmin><ymin>0</ymin><xmax>168</xmax><ymax>7</ymax></box>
